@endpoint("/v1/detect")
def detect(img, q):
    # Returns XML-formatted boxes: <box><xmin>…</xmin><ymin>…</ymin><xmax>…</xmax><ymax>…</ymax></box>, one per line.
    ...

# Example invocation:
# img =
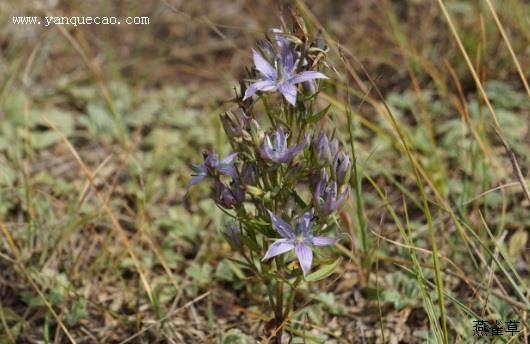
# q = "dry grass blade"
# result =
<box><xmin>3</xmin><ymin>1</ymin><xmax>530</xmax><ymax>341</ymax></box>
<box><xmin>0</xmin><ymin>222</ymin><xmax>77</xmax><ymax>343</ymax></box>
<box><xmin>484</xmin><ymin>0</ymin><xmax>530</xmax><ymax>99</ymax></box>
<box><xmin>41</xmin><ymin>117</ymin><xmax>156</xmax><ymax>312</ymax></box>
<box><xmin>494</xmin><ymin>127</ymin><xmax>530</xmax><ymax>204</ymax></box>
<box><xmin>436</xmin><ymin>0</ymin><xmax>530</xmax><ymax>208</ymax></box>
<box><xmin>118</xmin><ymin>291</ymin><xmax>211</xmax><ymax>344</ymax></box>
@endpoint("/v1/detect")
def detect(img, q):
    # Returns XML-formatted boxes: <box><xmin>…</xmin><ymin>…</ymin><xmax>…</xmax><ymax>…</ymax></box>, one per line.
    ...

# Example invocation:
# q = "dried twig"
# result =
<box><xmin>494</xmin><ymin>127</ymin><xmax>530</xmax><ymax>205</ymax></box>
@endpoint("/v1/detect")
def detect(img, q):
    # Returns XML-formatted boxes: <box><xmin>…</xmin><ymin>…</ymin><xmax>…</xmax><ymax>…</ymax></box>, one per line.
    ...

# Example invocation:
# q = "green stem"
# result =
<box><xmin>344</xmin><ymin>76</ymin><xmax>370</xmax><ymax>276</ymax></box>
<box><xmin>274</xmin><ymin>256</ymin><xmax>284</xmax><ymax>343</ymax></box>
<box><xmin>283</xmin><ymin>275</ymin><xmax>302</xmax><ymax>319</ymax></box>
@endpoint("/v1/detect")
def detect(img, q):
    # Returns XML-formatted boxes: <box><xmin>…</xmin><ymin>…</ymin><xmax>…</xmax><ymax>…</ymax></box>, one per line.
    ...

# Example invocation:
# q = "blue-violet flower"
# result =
<box><xmin>314</xmin><ymin>170</ymin><xmax>348</xmax><ymax>216</ymax></box>
<box><xmin>260</xmin><ymin>127</ymin><xmax>306</xmax><ymax>163</ymax></box>
<box><xmin>188</xmin><ymin>151</ymin><xmax>238</xmax><ymax>187</ymax></box>
<box><xmin>243</xmin><ymin>46</ymin><xmax>328</xmax><ymax>106</ymax></box>
<box><xmin>263</xmin><ymin>209</ymin><xmax>336</xmax><ymax>276</ymax></box>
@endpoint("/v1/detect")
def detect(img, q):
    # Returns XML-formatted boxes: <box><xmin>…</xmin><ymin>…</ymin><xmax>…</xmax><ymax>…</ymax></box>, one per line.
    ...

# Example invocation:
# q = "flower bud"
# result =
<box><xmin>220</xmin><ymin>113</ymin><xmax>240</xmax><ymax>139</ymax></box>
<box><xmin>213</xmin><ymin>179</ymin><xmax>244</xmax><ymax>208</ymax></box>
<box><xmin>330</xmin><ymin>138</ymin><xmax>339</xmax><ymax>158</ymax></box>
<box><xmin>333</xmin><ymin>151</ymin><xmax>351</xmax><ymax>186</ymax></box>
<box><xmin>241</xmin><ymin>163</ymin><xmax>257</xmax><ymax>185</ymax></box>
<box><xmin>224</xmin><ymin>223</ymin><xmax>242</xmax><ymax>248</ymax></box>
<box><xmin>249</xmin><ymin>119</ymin><xmax>264</xmax><ymax>147</ymax></box>
<box><xmin>313</xmin><ymin>169</ymin><xmax>348</xmax><ymax>216</ymax></box>
<box><xmin>312</xmin><ymin>132</ymin><xmax>331</xmax><ymax>167</ymax></box>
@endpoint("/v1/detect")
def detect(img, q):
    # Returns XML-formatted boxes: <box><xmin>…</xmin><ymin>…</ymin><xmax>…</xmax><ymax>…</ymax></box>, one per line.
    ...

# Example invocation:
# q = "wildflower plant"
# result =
<box><xmin>188</xmin><ymin>19</ymin><xmax>351</xmax><ymax>340</ymax></box>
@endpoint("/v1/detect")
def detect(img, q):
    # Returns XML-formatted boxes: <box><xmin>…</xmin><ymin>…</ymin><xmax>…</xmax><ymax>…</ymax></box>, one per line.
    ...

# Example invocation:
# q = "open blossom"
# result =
<box><xmin>242</xmin><ymin>44</ymin><xmax>328</xmax><ymax>106</ymax></box>
<box><xmin>188</xmin><ymin>151</ymin><xmax>238</xmax><ymax>187</ymax></box>
<box><xmin>314</xmin><ymin>170</ymin><xmax>348</xmax><ymax>216</ymax></box>
<box><xmin>263</xmin><ymin>210</ymin><xmax>337</xmax><ymax>276</ymax></box>
<box><xmin>263</xmin><ymin>209</ymin><xmax>336</xmax><ymax>276</ymax></box>
<box><xmin>260</xmin><ymin>127</ymin><xmax>306</xmax><ymax>163</ymax></box>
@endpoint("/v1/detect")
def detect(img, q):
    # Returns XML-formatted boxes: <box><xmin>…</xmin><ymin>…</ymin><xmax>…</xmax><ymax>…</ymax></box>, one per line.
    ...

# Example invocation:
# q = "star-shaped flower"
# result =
<box><xmin>188</xmin><ymin>151</ymin><xmax>238</xmax><ymax>187</ymax></box>
<box><xmin>243</xmin><ymin>45</ymin><xmax>328</xmax><ymax>106</ymax></box>
<box><xmin>263</xmin><ymin>209</ymin><xmax>336</xmax><ymax>276</ymax></box>
<box><xmin>260</xmin><ymin>127</ymin><xmax>306</xmax><ymax>163</ymax></box>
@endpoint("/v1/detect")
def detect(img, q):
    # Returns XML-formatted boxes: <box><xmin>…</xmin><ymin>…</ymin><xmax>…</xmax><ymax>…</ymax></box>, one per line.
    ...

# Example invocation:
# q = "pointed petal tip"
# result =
<box><xmin>312</xmin><ymin>236</ymin><xmax>337</xmax><ymax>246</ymax></box>
<box><xmin>263</xmin><ymin>239</ymin><xmax>295</xmax><ymax>261</ymax></box>
<box><xmin>296</xmin><ymin>244</ymin><xmax>313</xmax><ymax>276</ymax></box>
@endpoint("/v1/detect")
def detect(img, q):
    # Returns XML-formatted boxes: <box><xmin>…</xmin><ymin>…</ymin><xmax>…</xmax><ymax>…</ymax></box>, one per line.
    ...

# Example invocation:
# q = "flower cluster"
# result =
<box><xmin>187</xmin><ymin>20</ymin><xmax>351</xmax><ymax>332</ymax></box>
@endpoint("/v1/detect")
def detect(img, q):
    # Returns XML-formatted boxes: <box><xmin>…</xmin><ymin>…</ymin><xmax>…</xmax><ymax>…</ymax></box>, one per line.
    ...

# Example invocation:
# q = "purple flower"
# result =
<box><xmin>312</xmin><ymin>132</ymin><xmax>332</xmax><ymax>167</ymax></box>
<box><xmin>213</xmin><ymin>179</ymin><xmax>244</xmax><ymax>208</ymax></box>
<box><xmin>242</xmin><ymin>46</ymin><xmax>328</xmax><ymax>106</ymax></box>
<box><xmin>314</xmin><ymin>170</ymin><xmax>348</xmax><ymax>216</ymax></box>
<box><xmin>332</xmin><ymin>150</ymin><xmax>351</xmax><ymax>186</ymax></box>
<box><xmin>224</xmin><ymin>222</ymin><xmax>242</xmax><ymax>248</ymax></box>
<box><xmin>220</xmin><ymin>111</ymin><xmax>254</xmax><ymax>142</ymax></box>
<box><xmin>188</xmin><ymin>151</ymin><xmax>238</xmax><ymax>187</ymax></box>
<box><xmin>330</xmin><ymin>138</ymin><xmax>339</xmax><ymax>158</ymax></box>
<box><xmin>241</xmin><ymin>162</ymin><xmax>257</xmax><ymax>185</ymax></box>
<box><xmin>271</xmin><ymin>28</ymin><xmax>290</xmax><ymax>52</ymax></box>
<box><xmin>260</xmin><ymin>127</ymin><xmax>306</xmax><ymax>163</ymax></box>
<box><xmin>263</xmin><ymin>209</ymin><xmax>336</xmax><ymax>276</ymax></box>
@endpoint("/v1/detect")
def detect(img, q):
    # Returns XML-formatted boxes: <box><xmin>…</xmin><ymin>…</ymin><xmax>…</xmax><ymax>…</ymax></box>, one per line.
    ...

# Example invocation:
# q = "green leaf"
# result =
<box><xmin>30</xmin><ymin>131</ymin><xmax>61</xmax><ymax>150</ymax></box>
<box><xmin>508</xmin><ymin>230</ymin><xmax>528</xmax><ymax>257</ymax></box>
<box><xmin>33</xmin><ymin>108</ymin><xmax>75</xmax><ymax>135</ymax></box>
<box><xmin>316</xmin><ymin>292</ymin><xmax>345</xmax><ymax>315</ymax></box>
<box><xmin>185</xmin><ymin>262</ymin><xmax>212</xmax><ymax>286</ymax></box>
<box><xmin>0</xmin><ymin>164</ymin><xmax>16</xmax><ymax>186</ymax></box>
<box><xmin>215</xmin><ymin>260</ymin><xmax>235</xmax><ymax>282</ymax></box>
<box><xmin>238</xmin><ymin>234</ymin><xmax>260</xmax><ymax>252</ymax></box>
<box><xmin>221</xmin><ymin>328</ymin><xmax>255</xmax><ymax>344</ymax></box>
<box><xmin>65</xmin><ymin>299</ymin><xmax>88</xmax><ymax>326</ymax></box>
<box><xmin>306</xmin><ymin>104</ymin><xmax>331</xmax><ymax>124</ymax></box>
<box><xmin>305</xmin><ymin>257</ymin><xmax>341</xmax><ymax>282</ymax></box>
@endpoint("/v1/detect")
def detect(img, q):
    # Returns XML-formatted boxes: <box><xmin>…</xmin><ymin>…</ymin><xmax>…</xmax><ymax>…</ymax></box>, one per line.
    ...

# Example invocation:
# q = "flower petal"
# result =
<box><xmin>187</xmin><ymin>175</ymin><xmax>206</xmax><ymax>187</ymax></box>
<box><xmin>271</xmin><ymin>28</ymin><xmax>289</xmax><ymax>50</ymax></box>
<box><xmin>221</xmin><ymin>153</ymin><xmax>238</xmax><ymax>165</ymax></box>
<box><xmin>243</xmin><ymin>80</ymin><xmax>277</xmax><ymax>100</ymax></box>
<box><xmin>290</xmin><ymin>71</ymin><xmax>328</xmax><ymax>85</ymax></box>
<box><xmin>324</xmin><ymin>182</ymin><xmax>338</xmax><ymax>214</ymax></box>
<box><xmin>298</xmin><ymin>210</ymin><xmax>314</xmax><ymax>238</ymax></box>
<box><xmin>204</xmin><ymin>152</ymin><xmax>219</xmax><ymax>167</ymax></box>
<box><xmin>190</xmin><ymin>164</ymin><xmax>207</xmax><ymax>176</ymax></box>
<box><xmin>280</xmin><ymin>140</ymin><xmax>306</xmax><ymax>163</ymax></box>
<box><xmin>278</xmin><ymin>82</ymin><xmax>298</xmax><ymax>106</ymax></box>
<box><xmin>252</xmin><ymin>49</ymin><xmax>277</xmax><ymax>79</ymax></box>
<box><xmin>276</xmin><ymin>127</ymin><xmax>287</xmax><ymax>152</ymax></box>
<box><xmin>218</xmin><ymin>165</ymin><xmax>238</xmax><ymax>179</ymax></box>
<box><xmin>280</xmin><ymin>45</ymin><xmax>295</xmax><ymax>76</ymax></box>
<box><xmin>295</xmin><ymin>244</ymin><xmax>313</xmax><ymax>276</ymax></box>
<box><xmin>312</xmin><ymin>236</ymin><xmax>337</xmax><ymax>246</ymax></box>
<box><xmin>262</xmin><ymin>239</ymin><xmax>295</xmax><ymax>261</ymax></box>
<box><xmin>335</xmin><ymin>188</ymin><xmax>349</xmax><ymax>209</ymax></box>
<box><xmin>260</xmin><ymin>137</ymin><xmax>278</xmax><ymax>161</ymax></box>
<box><xmin>267</xmin><ymin>210</ymin><xmax>294</xmax><ymax>239</ymax></box>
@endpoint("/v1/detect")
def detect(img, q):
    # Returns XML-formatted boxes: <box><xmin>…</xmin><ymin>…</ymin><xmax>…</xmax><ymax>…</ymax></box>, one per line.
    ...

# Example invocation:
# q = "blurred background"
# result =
<box><xmin>1</xmin><ymin>0</ymin><xmax>529</xmax><ymax>342</ymax></box>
